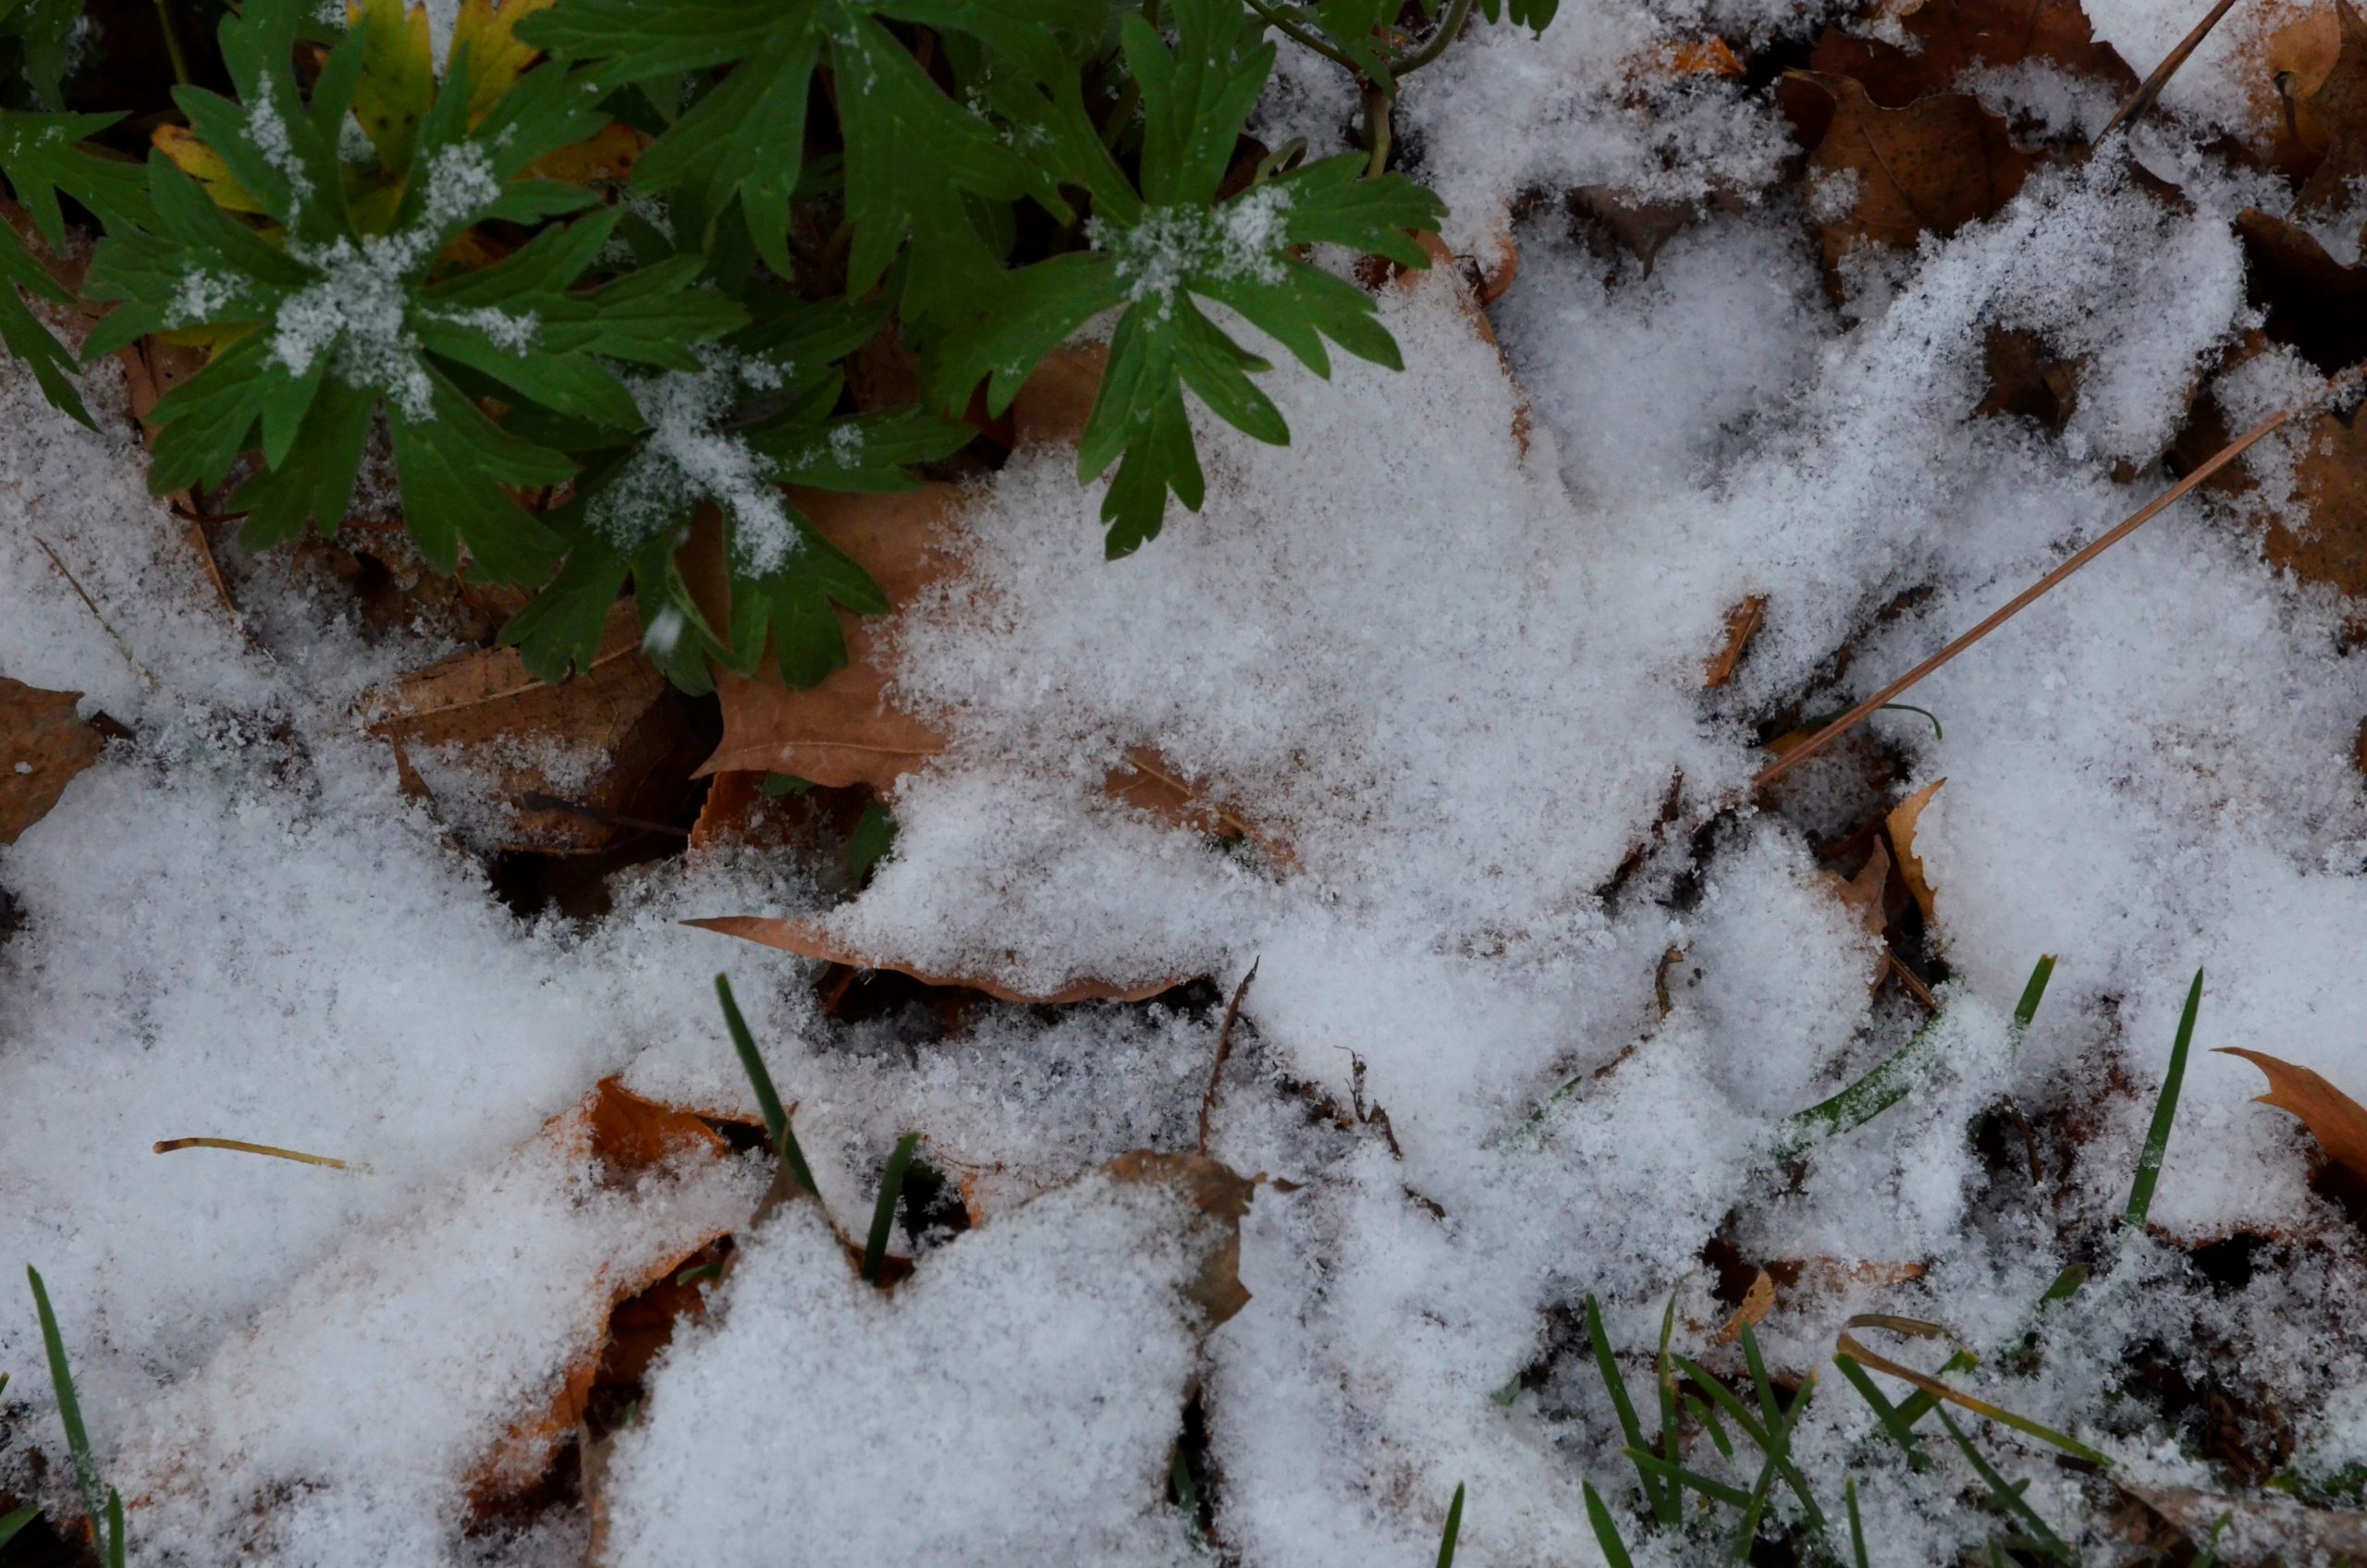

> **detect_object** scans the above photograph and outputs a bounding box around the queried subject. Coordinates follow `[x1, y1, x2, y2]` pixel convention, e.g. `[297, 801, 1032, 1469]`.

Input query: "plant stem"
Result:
[1391, 0, 1478, 75]
[1361, 80, 1392, 176]
[1241, 0, 1358, 70]
[153, 0, 192, 86]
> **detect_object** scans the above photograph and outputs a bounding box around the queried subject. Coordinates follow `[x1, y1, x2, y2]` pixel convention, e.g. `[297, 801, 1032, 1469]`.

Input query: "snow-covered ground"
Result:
[8, 1, 2367, 1562]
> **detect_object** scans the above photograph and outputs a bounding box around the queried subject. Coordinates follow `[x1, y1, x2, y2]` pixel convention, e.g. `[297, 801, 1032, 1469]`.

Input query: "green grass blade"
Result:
[1588, 1294, 1672, 1525]
[1684, 1392, 1735, 1458]
[1832, 1354, 1928, 1470]
[2038, 1263, 2087, 1306]
[1936, 1410, 2070, 1562]
[1656, 1291, 1682, 1481]
[1170, 1443, 1206, 1555]
[2013, 955, 2056, 1031]
[2124, 969, 2202, 1233]
[2194, 1511, 2230, 1567]
[1620, 1446, 1753, 1508]
[1673, 1351, 1825, 1525]
[1740, 1321, 1783, 1428]
[1771, 1015, 1945, 1160]
[1846, 1476, 1870, 1568]
[1892, 1348, 1977, 1428]
[1435, 1481, 1464, 1568]
[861, 1132, 922, 1284]
[1583, 1481, 1637, 1568]
[714, 974, 819, 1197]
[27, 1267, 108, 1538]
[104, 1488, 124, 1568]
[0, 1504, 40, 1550]
[1731, 1374, 1817, 1560]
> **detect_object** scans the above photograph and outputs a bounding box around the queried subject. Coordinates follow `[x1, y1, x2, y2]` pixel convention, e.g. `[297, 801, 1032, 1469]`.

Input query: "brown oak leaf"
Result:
[683, 914, 1188, 1005]
[1809, 0, 2137, 109]
[2218, 1047, 2367, 1182]
[1, 678, 105, 843]
[365, 599, 692, 853]
[1781, 72, 2036, 277]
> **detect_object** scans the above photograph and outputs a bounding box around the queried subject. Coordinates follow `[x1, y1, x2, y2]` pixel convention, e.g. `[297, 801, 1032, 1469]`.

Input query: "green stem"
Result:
[153, 0, 191, 86]
[1361, 80, 1392, 177]
[1390, 0, 1477, 75]
[1241, 0, 1358, 70]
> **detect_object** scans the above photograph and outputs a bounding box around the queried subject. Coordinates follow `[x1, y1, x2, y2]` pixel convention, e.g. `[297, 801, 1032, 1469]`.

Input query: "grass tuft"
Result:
[1587, 1292, 1674, 1525]
[861, 1133, 923, 1284]
[2124, 969, 2202, 1236]
[1435, 1481, 1465, 1568]
[715, 974, 820, 1198]
[28, 1265, 124, 1568]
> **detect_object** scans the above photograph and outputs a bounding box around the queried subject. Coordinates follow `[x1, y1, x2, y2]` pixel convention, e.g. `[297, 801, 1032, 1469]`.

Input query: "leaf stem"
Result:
[1241, 0, 1358, 70]
[153, 0, 192, 87]
[1392, 0, 1478, 74]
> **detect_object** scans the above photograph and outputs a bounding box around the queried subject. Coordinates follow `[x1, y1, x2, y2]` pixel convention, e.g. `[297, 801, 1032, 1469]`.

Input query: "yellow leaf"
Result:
[455, 0, 558, 121]
[350, 0, 435, 178]
[152, 125, 266, 215]
[524, 120, 650, 186]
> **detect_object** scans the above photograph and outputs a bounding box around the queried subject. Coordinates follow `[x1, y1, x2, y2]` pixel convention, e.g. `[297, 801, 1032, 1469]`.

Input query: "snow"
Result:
[9, 5, 2367, 1563]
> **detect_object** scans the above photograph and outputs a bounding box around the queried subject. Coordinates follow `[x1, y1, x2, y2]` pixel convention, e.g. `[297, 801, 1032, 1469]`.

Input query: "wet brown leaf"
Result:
[1976, 327, 2083, 431]
[1099, 1149, 1257, 1329]
[1703, 594, 1766, 688]
[2119, 1482, 2367, 1564]
[1780, 72, 2036, 277]
[1809, 0, 2138, 108]
[2218, 1047, 2367, 1181]
[683, 914, 1189, 1005]
[1887, 778, 1945, 921]
[697, 485, 963, 790]
[472, 1079, 733, 1502]
[2260, 0, 2367, 207]
[1712, 1268, 1777, 1343]
[2246, 403, 2367, 606]
[366, 599, 689, 853]
[2234, 208, 2367, 374]
[0, 678, 104, 843]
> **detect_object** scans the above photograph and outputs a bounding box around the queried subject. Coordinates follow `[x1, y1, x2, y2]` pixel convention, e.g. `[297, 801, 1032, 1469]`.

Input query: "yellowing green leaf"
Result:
[152, 124, 267, 215]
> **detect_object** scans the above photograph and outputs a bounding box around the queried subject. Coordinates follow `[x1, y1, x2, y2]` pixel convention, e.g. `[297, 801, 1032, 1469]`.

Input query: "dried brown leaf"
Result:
[1809, 0, 2138, 107]
[684, 914, 1189, 1005]
[472, 1079, 731, 1502]
[1703, 594, 1766, 688]
[2234, 208, 2367, 374]
[698, 484, 963, 790]
[1976, 327, 2083, 432]
[1887, 778, 1945, 921]
[2119, 1482, 2367, 1564]
[1099, 1149, 1257, 1329]
[366, 599, 686, 853]
[1781, 71, 2036, 276]
[0, 678, 104, 843]
[2218, 1046, 2367, 1180]
[2265, 0, 2367, 206]
[1713, 1268, 1777, 1343]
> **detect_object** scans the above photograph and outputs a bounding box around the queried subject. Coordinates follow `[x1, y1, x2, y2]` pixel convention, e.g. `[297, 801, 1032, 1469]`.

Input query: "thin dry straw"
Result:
[153, 1136, 369, 1171]
[1751, 410, 2291, 795]
[2096, 0, 2245, 141]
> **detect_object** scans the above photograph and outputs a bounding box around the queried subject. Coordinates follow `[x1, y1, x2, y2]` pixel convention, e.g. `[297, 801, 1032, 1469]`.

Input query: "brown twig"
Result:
[2095, 0, 2244, 142]
[1198, 959, 1260, 1156]
[1751, 410, 2291, 795]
